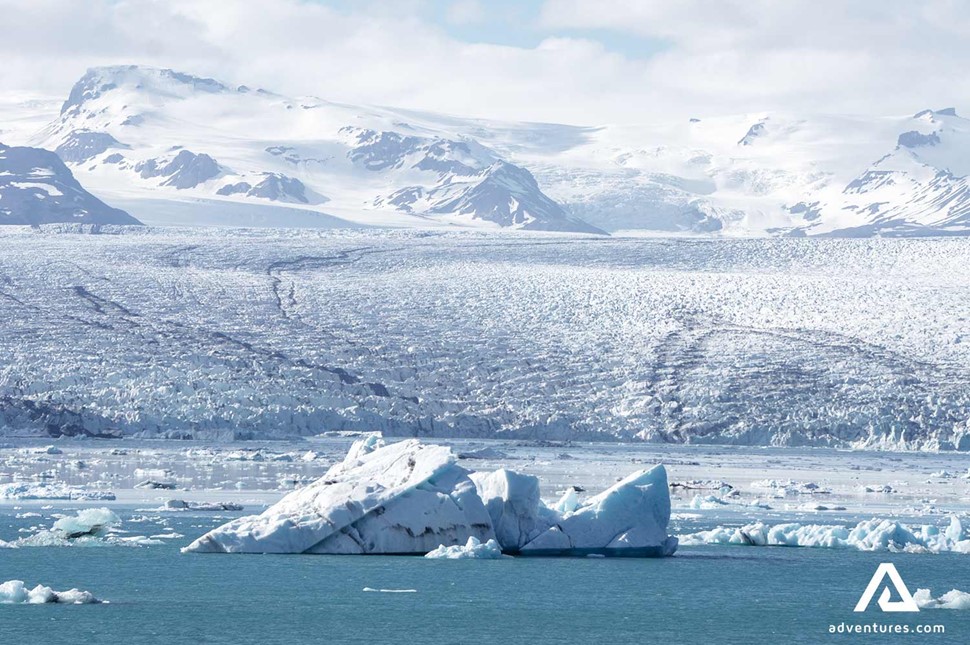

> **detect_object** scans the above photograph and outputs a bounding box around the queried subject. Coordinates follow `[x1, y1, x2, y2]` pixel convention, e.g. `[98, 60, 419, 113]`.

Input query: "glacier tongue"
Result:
[184, 438, 678, 557]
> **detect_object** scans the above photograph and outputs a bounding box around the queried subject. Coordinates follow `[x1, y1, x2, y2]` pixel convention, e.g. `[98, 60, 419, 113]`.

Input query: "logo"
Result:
[854, 563, 920, 613]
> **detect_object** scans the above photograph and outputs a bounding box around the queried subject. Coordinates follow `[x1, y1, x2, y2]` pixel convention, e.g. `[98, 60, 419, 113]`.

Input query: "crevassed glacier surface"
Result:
[1, 228, 970, 449]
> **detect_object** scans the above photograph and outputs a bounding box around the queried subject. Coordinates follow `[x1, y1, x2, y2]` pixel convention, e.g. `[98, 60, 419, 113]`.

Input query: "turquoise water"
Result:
[1, 511, 967, 644]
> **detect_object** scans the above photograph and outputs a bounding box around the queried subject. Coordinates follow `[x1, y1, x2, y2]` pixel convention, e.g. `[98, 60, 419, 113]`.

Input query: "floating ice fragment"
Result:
[425, 536, 506, 559]
[914, 588, 970, 609]
[680, 516, 970, 553]
[0, 580, 101, 604]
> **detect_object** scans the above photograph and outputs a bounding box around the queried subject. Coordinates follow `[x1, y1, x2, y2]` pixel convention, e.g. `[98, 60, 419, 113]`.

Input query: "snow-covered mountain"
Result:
[13, 65, 970, 236]
[29, 66, 602, 233]
[0, 142, 140, 226]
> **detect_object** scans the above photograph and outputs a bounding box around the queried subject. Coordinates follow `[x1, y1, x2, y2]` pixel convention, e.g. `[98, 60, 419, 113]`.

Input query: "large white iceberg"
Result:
[184, 436, 678, 557]
[184, 436, 493, 554]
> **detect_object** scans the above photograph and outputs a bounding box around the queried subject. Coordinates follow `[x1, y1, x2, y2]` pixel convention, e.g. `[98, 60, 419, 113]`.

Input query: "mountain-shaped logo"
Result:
[854, 563, 920, 613]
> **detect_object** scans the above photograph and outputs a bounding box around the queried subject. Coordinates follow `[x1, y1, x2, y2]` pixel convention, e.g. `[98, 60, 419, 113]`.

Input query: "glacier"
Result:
[1, 229, 969, 448]
[183, 436, 677, 557]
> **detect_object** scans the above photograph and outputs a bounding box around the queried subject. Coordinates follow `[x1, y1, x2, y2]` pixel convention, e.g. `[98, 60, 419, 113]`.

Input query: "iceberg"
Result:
[914, 588, 970, 610]
[184, 437, 678, 557]
[679, 516, 970, 554]
[0, 580, 101, 604]
[183, 436, 493, 554]
[519, 466, 678, 557]
[470, 468, 548, 551]
[425, 536, 506, 559]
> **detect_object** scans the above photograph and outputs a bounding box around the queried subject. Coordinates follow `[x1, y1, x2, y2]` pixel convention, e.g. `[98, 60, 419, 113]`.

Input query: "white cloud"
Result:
[0, 0, 966, 125]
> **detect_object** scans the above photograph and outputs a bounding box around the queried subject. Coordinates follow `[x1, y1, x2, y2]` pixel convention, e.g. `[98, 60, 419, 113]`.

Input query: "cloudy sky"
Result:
[2, 0, 967, 125]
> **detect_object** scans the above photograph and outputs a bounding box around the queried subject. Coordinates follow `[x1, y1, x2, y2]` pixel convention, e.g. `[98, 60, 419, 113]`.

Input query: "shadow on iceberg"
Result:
[181, 435, 677, 558]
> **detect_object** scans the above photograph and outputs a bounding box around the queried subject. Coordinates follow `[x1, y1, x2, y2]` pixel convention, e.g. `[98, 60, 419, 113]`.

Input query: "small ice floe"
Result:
[0, 539, 16, 549]
[863, 484, 895, 494]
[151, 500, 243, 512]
[15, 508, 156, 547]
[0, 483, 115, 501]
[797, 503, 847, 512]
[679, 515, 970, 553]
[930, 470, 955, 479]
[17, 508, 120, 546]
[0, 580, 100, 604]
[362, 588, 417, 593]
[914, 588, 970, 610]
[457, 447, 509, 460]
[671, 480, 733, 491]
[425, 537, 506, 559]
[18, 445, 63, 456]
[135, 480, 177, 490]
[750, 479, 829, 497]
[689, 494, 730, 510]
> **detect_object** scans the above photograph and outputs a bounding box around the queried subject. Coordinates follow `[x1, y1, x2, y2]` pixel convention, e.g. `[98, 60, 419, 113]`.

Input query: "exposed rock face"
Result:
[54, 131, 129, 164]
[0, 142, 141, 225]
[135, 150, 221, 189]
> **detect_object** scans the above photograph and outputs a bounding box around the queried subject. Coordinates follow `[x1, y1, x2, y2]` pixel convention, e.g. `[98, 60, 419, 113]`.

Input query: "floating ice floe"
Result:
[671, 480, 733, 491]
[0, 482, 115, 501]
[14, 508, 158, 547]
[914, 588, 970, 610]
[425, 536, 506, 559]
[134, 480, 177, 490]
[183, 435, 678, 557]
[16, 508, 120, 546]
[750, 479, 829, 497]
[689, 494, 730, 509]
[150, 500, 243, 512]
[0, 580, 101, 604]
[679, 516, 970, 554]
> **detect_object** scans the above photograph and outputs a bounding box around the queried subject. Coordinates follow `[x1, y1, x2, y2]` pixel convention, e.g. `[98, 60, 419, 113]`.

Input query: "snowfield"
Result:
[1, 227, 969, 448]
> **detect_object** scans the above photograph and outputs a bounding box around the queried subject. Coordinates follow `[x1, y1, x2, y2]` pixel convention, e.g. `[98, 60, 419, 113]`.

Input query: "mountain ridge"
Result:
[12, 65, 970, 236]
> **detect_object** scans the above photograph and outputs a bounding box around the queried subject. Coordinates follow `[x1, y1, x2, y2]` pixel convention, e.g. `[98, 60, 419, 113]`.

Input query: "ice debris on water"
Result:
[679, 516, 970, 553]
[13, 508, 158, 547]
[0, 482, 115, 501]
